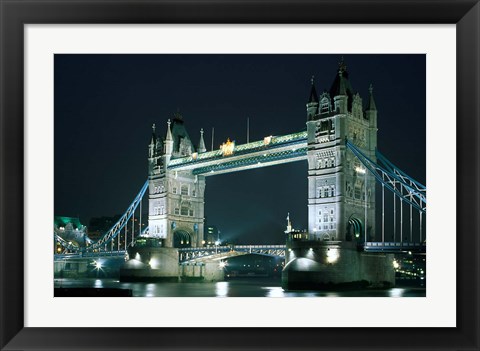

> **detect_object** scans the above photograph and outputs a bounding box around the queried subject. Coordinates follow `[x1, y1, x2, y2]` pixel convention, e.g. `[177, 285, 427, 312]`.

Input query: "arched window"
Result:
[319, 94, 331, 114]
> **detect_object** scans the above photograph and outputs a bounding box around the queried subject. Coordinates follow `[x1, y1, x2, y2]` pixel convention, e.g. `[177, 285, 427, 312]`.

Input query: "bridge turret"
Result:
[306, 76, 319, 120]
[365, 83, 378, 127]
[148, 123, 161, 175]
[198, 128, 207, 153]
[164, 119, 173, 164]
[149, 123, 157, 158]
[330, 58, 353, 114]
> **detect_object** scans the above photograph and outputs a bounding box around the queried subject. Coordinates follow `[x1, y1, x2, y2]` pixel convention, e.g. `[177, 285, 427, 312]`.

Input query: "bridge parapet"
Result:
[178, 245, 287, 263]
[360, 242, 426, 253]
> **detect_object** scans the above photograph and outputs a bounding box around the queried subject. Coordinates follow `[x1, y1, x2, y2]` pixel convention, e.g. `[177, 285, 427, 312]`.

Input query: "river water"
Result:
[54, 278, 426, 297]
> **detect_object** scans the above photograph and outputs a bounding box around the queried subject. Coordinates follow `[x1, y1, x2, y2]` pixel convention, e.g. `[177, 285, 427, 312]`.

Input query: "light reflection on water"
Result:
[215, 282, 229, 297]
[388, 288, 406, 297]
[54, 278, 425, 298]
[263, 287, 285, 297]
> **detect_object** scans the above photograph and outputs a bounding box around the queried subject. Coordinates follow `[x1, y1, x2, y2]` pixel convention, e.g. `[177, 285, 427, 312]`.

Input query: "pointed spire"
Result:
[330, 56, 352, 97]
[198, 128, 207, 153]
[330, 56, 354, 113]
[150, 123, 157, 144]
[365, 83, 377, 111]
[285, 212, 292, 234]
[164, 119, 174, 157]
[308, 75, 319, 103]
[173, 109, 183, 122]
[338, 56, 347, 74]
[165, 119, 173, 141]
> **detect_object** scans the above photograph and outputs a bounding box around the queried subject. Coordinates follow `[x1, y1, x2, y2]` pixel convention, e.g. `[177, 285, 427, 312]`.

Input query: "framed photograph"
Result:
[1, 1, 479, 350]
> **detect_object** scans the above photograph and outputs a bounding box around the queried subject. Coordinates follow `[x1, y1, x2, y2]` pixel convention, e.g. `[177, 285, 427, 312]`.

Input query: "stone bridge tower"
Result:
[148, 113, 206, 248]
[306, 59, 378, 242]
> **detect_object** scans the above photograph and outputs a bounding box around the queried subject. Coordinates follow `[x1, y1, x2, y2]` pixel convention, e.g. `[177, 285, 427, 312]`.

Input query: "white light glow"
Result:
[355, 166, 366, 174]
[326, 248, 339, 264]
[149, 258, 159, 269]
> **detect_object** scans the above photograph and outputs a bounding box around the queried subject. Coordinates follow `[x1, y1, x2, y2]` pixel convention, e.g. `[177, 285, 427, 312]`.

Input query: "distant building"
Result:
[54, 216, 88, 253]
[284, 213, 308, 242]
[204, 224, 220, 246]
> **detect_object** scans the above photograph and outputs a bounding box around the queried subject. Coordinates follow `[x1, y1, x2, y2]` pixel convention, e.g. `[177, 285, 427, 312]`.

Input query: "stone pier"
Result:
[282, 240, 395, 290]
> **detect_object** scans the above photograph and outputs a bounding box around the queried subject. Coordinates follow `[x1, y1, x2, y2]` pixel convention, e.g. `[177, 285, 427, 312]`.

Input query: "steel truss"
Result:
[346, 140, 426, 213]
[54, 180, 148, 253]
[178, 245, 286, 263]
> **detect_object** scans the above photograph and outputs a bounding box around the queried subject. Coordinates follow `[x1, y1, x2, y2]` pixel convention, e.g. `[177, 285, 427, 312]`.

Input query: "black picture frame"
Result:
[1, 1, 479, 350]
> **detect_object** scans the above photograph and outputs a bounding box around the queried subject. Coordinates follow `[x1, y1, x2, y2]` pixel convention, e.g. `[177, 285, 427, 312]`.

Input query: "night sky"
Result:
[54, 54, 425, 244]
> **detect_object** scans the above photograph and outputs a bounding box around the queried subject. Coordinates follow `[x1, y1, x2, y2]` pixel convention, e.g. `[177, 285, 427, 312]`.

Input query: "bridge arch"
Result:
[173, 229, 194, 248]
[346, 217, 363, 241]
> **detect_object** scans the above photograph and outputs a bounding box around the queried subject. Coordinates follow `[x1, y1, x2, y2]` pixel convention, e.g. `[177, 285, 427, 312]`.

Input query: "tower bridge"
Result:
[54, 59, 426, 289]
